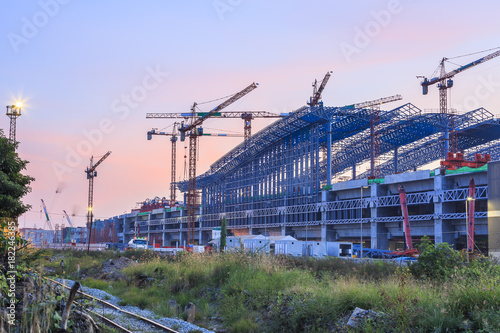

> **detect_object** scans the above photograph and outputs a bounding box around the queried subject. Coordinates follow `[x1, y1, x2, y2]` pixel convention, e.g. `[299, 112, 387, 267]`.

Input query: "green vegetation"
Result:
[54, 247, 498, 333]
[220, 217, 227, 252]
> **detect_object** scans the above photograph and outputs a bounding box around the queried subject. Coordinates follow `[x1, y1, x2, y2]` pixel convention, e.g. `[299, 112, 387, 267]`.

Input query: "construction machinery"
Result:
[85, 151, 111, 252]
[308, 71, 332, 106]
[420, 47, 500, 155]
[147, 110, 284, 142]
[63, 210, 75, 244]
[147, 125, 245, 206]
[40, 199, 55, 244]
[393, 185, 419, 257]
[63, 210, 74, 227]
[147, 122, 180, 207]
[179, 82, 258, 245]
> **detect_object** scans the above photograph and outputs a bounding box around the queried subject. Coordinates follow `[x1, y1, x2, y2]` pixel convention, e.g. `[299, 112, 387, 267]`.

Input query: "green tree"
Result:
[416, 235, 433, 254]
[220, 217, 227, 253]
[0, 129, 34, 268]
[0, 130, 34, 219]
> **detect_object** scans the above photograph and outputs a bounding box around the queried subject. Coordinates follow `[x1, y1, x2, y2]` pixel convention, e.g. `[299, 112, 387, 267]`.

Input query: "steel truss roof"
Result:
[177, 103, 500, 192]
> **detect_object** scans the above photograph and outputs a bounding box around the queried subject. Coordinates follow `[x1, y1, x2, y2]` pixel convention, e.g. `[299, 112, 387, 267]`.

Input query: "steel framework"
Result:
[168, 102, 499, 232]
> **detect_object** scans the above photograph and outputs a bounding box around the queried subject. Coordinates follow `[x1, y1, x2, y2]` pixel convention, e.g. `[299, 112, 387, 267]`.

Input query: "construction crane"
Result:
[62, 210, 74, 244]
[343, 94, 402, 109]
[147, 125, 244, 206]
[5, 102, 22, 143]
[308, 71, 332, 106]
[419, 47, 500, 154]
[147, 110, 284, 142]
[148, 122, 180, 207]
[179, 82, 258, 245]
[63, 210, 74, 227]
[40, 199, 54, 244]
[85, 151, 111, 252]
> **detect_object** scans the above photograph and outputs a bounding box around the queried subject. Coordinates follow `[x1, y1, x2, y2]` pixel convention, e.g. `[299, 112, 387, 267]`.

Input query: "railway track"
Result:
[43, 275, 181, 333]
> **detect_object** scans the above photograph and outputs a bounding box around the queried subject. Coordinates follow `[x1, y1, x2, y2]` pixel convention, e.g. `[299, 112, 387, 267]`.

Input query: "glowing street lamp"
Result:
[6, 103, 22, 142]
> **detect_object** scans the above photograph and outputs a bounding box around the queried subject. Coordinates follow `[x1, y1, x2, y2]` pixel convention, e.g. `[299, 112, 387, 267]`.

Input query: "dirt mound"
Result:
[96, 257, 136, 281]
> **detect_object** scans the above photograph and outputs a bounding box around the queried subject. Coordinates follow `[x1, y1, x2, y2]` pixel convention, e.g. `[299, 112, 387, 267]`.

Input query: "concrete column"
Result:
[488, 161, 500, 259]
[281, 225, 286, 236]
[434, 175, 454, 246]
[370, 184, 389, 250]
[198, 221, 203, 245]
[321, 223, 326, 241]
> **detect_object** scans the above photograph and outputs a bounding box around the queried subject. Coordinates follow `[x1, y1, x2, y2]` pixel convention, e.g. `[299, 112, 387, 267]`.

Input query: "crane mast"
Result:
[179, 82, 258, 245]
[148, 126, 244, 207]
[85, 151, 111, 252]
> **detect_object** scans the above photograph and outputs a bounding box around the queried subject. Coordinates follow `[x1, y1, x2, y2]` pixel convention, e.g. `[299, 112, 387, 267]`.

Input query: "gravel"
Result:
[57, 278, 215, 333]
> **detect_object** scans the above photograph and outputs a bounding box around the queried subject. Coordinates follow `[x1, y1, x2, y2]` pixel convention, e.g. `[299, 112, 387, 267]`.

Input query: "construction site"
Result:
[22, 48, 500, 259]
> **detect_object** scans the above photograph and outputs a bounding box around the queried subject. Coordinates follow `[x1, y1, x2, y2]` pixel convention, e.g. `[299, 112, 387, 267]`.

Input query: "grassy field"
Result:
[39, 248, 499, 333]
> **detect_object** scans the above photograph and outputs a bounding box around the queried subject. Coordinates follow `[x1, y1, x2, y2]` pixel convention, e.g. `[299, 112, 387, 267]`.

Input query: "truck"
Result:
[126, 237, 148, 250]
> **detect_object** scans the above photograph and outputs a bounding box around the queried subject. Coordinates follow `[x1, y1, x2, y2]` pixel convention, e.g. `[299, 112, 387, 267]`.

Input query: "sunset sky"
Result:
[1, 1, 500, 228]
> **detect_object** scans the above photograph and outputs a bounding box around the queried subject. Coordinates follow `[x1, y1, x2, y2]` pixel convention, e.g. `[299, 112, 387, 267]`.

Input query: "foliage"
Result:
[38, 248, 500, 332]
[220, 217, 227, 252]
[409, 242, 464, 280]
[415, 235, 433, 254]
[0, 129, 34, 220]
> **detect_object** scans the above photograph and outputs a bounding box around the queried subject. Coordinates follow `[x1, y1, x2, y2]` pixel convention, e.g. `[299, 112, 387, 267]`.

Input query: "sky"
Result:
[1, 0, 500, 229]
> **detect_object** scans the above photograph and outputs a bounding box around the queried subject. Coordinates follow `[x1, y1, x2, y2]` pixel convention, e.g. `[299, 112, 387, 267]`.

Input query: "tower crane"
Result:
[85, 151, 111, 252]
[147, 110, 284, 142]
[419, 47, 500, 155]
[179, 82, 258, 245]
[148, 122, 180, 207]
[147, 124, 244, 207]
[308, 71, 333, 106]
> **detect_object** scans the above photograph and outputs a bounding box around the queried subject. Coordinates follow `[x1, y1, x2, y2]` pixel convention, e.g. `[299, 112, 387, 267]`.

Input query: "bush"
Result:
[410, 243, 464, 280]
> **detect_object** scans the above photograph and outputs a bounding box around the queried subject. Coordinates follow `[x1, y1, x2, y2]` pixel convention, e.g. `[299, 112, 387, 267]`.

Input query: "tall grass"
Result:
[72, 252, 500, 332]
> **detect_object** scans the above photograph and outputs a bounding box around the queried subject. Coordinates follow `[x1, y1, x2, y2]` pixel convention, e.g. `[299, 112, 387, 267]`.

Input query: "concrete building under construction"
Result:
[97, 101, 500, 258]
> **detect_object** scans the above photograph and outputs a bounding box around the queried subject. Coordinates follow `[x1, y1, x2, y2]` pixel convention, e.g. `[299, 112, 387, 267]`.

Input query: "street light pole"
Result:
[465, 196, 475, 263]
[360, 187, 363, 259]
[465, 198, 469, 263]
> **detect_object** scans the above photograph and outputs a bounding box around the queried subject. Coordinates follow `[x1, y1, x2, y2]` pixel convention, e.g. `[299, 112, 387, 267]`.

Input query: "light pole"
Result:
[6, 103, 22, 143]
[465, 196, 475, 263]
